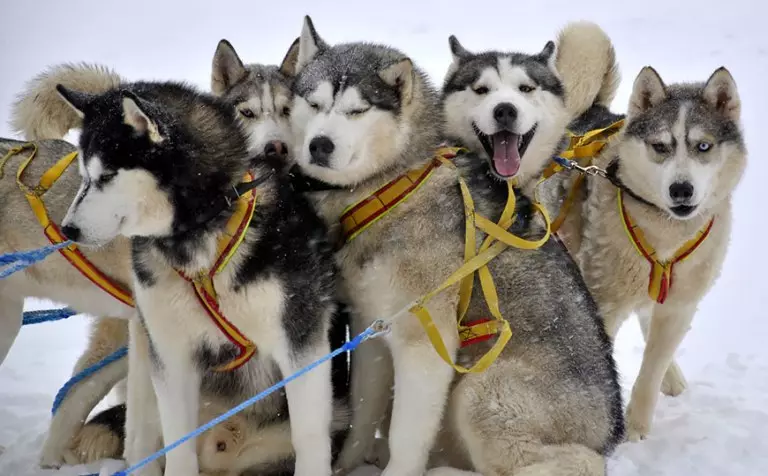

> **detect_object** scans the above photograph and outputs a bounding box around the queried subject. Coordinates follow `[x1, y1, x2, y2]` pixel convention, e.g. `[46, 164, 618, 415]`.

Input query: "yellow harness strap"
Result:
[342, 147, 551, 373]
[538, 119, 625, 233]
[618, 189, 714, 304]
[177, 172, 259, 372]
[9, 144, 135, 307]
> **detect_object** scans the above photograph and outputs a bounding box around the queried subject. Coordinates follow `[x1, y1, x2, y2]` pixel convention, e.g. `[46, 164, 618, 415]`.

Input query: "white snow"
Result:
[0, 0, 765, 475]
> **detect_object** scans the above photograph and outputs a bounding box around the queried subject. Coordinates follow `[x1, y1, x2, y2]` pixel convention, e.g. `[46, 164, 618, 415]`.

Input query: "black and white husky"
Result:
[55, 80, 340, 476]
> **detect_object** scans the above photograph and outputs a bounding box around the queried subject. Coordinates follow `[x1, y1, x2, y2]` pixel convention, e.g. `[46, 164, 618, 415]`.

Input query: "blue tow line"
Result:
[52, 346, 129, 416]
[0, 241, 73, 279]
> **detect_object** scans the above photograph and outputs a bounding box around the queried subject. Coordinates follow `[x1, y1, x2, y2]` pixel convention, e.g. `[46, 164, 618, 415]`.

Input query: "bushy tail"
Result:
[555, 21, 621, 121]
[10, 63, 123, 140]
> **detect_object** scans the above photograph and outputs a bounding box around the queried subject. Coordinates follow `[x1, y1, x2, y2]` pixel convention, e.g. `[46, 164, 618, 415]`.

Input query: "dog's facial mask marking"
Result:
[623, 67, 744, 219]
[290, 16, 415, 186]
[442, 38, 565, 180]
[57, 86, 174, 245]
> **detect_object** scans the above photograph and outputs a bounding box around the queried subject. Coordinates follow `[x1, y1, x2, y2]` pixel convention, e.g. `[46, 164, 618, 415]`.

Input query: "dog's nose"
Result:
[669, 181, 694, 202]
[61, 224, 81, 242]
[493, 103, 518, 129]
[309, 136, 335, 167]
[264, 140, 288, 159]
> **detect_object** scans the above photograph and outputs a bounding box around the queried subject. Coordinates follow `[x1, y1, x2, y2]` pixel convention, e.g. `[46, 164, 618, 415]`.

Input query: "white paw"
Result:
[661, 364, 687, 397]
[365, 437, 390, 468]
[625, 406, 651, 442]
[39, 447, 66, 469]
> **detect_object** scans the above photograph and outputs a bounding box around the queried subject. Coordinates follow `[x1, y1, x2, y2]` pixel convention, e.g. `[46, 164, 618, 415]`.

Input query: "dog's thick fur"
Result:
[540, 66, 746, 441]
[3, 41, 346, 473]
[286, 16, 624, 476]
[54, 75, 345, 476]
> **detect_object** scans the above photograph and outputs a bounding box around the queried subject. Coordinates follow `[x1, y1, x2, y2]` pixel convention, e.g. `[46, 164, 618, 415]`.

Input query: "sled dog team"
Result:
[0, 15, 745, 476]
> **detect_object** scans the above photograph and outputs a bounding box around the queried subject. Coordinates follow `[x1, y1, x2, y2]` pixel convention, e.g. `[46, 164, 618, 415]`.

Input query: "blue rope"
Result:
[0, 241, 73, 279]
[52, 346, 129, 416]
[22, 308, 78, 326]
[99, 325, 379, 476]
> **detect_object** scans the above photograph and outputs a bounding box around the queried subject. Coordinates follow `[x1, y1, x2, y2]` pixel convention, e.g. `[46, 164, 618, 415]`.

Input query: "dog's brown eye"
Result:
[651, 143, 670, 154]
[240, 108, 255, 119]
[519, 85, 535, 93]
[473, 86, 489, 95]
[216, 441, 227, 452]
[308, 102, 320, 110]
[348, 107, 371, 116]
[282, 106, 291, 116]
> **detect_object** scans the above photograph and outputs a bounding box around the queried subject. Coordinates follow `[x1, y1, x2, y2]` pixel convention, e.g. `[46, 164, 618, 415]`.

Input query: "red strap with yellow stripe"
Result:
[176, 171, 259, 372]
[10, 144, 135, 307]
[618, 189, 714, 304]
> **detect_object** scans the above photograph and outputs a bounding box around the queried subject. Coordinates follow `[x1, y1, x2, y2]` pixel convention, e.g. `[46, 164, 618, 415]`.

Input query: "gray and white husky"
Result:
[286, 16, 624, 476]
[540, 66, 746, 441]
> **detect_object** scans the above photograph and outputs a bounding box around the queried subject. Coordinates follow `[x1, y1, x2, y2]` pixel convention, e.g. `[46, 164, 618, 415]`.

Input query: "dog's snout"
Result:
[264, 140, 288, 160]
[493, 103, 518, 129]
[669, 181, 694, 202]
[61, 224, 81, 242]
[309, 136, 335, 167]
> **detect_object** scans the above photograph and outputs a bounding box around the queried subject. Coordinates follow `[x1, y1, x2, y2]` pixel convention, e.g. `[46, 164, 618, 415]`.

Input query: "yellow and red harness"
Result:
[340, 146, 552, 373]
[3, 143, 258, 371]
[539, 120, 716, 305]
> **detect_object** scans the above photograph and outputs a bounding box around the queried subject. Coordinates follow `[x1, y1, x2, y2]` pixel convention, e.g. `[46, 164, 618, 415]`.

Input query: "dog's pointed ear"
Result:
[55, 84, 95, 118]
[703, 67, 740, 121]
[121, 92, 165, 144]
[379, 58, 415, 105]
[212, 39, 247, 96]
[295, 15, 327, 75]
[448, 35, 471, 63]
[535, 41, 558, 71]
[628, 66, 667, 117]
[279, 37, 301, 77]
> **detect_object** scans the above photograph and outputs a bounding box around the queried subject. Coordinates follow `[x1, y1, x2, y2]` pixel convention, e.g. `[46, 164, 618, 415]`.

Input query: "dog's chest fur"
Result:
[577, 176, 732, 309]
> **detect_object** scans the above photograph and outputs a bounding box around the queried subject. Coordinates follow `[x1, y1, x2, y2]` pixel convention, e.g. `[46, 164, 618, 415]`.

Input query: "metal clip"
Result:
[367, 319, 392, 340]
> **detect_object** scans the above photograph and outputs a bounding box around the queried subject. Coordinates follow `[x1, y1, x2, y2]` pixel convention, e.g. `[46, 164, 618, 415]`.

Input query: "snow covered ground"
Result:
[0, 0, 765, 474]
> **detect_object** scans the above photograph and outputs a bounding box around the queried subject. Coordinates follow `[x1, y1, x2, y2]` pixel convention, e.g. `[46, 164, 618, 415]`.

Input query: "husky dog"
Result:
[4, 46, 347, 473]
[541, 66, 746, 441]
[286, 16, 623, 476]
[0, 135, 134, 469]
[211, 38, 299, 163]
[53, 75, 342, 476]
[441, 21, 620, 192]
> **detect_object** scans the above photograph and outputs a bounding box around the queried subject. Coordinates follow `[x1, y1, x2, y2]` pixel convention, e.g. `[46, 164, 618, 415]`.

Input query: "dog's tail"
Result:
[555, 21, 621, 121]
[68, 403, 126, 464]
[10, 63, 123, 140]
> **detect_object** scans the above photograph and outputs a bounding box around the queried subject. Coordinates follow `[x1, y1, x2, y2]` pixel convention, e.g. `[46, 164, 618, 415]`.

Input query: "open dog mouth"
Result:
[473, 123, 536, 178]
[670, 204, 698, 218]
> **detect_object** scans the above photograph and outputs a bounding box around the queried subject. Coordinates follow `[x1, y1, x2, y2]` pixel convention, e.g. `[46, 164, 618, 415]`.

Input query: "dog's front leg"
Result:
[626, 303, 695, 441]
[148, 330, 201, 476]
[380, 312, 456, 476]
[0, 295, 22, 367]
[273, 334, 333, 476]
[124, 316, 163, 476]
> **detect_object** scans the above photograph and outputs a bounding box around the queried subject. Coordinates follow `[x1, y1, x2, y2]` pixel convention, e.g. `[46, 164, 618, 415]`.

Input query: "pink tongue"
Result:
[492, 132, 520, 177]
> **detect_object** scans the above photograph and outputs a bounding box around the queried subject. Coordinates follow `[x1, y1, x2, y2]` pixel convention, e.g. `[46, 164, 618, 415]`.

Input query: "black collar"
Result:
[287, 164, 347, 193]
[175, 170, 274, 235]
[604, 160, 659, 210]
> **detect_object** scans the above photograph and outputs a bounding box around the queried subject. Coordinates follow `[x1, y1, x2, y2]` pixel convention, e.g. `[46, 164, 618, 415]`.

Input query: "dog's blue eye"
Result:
[473, 86, 489, 95]
[697, 141, 712, 152]
[239, 108, 255, 119]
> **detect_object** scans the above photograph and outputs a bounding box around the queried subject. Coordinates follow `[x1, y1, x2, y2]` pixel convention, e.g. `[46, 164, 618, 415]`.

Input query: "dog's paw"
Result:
[661, 363, 688, 397]
[334, 442, 370, 475]
[625, 410, 651, 442]
[364, 437, 390, 469]
[39, 448, 65, 469]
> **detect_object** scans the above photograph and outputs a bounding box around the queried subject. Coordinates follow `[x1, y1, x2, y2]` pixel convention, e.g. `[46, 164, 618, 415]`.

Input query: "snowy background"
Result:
[0, 0, 765, 474]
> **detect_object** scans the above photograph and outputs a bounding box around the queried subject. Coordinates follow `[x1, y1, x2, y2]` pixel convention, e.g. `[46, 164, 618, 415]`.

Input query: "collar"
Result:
[618, 188, 715, 304]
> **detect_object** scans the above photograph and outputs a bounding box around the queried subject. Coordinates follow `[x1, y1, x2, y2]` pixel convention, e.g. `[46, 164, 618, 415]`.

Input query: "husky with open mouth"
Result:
[287, 16, 624, 476]
[441, 21, 620, 191]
